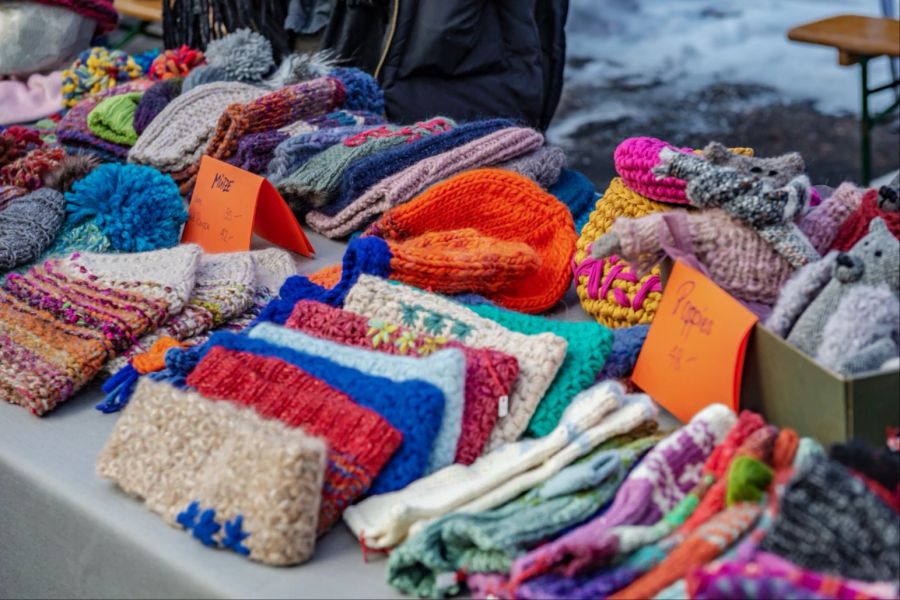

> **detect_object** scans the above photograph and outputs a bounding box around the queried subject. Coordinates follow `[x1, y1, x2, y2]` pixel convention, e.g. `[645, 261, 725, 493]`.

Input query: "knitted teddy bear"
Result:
[652, 145, 819, 268]
[767, 217, 900, 371]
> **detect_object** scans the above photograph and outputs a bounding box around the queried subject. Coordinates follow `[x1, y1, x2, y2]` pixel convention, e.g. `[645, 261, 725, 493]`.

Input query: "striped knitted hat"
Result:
[285, 299, 519, 465]
[343, 274, 568, 450]
[186, 346, 402, 535]
[0, 245, 201, 415]
[368, 168, 577, 313]
[0, 188, 65, 272]
[305, 128, 544, 239]
[249, 323, 465, 474]
[179, 331, 445, 495]
[97, 379, 326, 566]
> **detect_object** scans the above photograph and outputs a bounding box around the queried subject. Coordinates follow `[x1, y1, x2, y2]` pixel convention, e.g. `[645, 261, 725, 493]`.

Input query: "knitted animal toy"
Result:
[653, 146, 819, 267]
[702, 141, 806, 187]
[768, 218, 900, 360]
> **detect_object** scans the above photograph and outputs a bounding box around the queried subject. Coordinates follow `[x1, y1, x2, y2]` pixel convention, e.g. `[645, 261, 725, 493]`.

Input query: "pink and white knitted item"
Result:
[797, 183, 865, 253]
[614, 137, 697, 204]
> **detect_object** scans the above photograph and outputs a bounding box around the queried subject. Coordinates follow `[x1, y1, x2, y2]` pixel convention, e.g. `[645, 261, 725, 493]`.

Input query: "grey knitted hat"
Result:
[182, 65, 231, 94]
[0, 188, 65, 272]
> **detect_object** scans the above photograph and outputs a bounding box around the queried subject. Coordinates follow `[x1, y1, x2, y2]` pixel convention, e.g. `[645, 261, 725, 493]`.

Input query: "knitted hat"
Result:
[0, 185, 27, 209]
[61, 48, 144, 108]
[0, 71, 65, 127]
[0, 188, 65, 272]
[497, 144, 567, 188]
[759, 455, 900, 582]
[466, 302, 612, 437]
[30, 0, 118, 33]
[343, 382, 650, 550]
[329, 119, 512, 216]
[277, 118, 455, 211]
[87, 92, 142, 147]
[127, 82, 265, 173]
[58, 80, 153, 162]
[182, 66, 231, 93]
[343, 274, 569, 449]
[510, 403, 736, 582]
[574, 177, 670, 327]
[0, 245, 201, 415]
[832, 188, 900, 251]
[285, 300, 519, 465]
[133, 79, 183, 135]
[147, 46, 205, 81]
[248, 322, 464, 473]
[613, 137, 754, 204]
[183, 331, 445, 495]
[260, 51, 336, 90]
[266, 124, 377, 183]
[0, 146, 65, 191]
[0, 125, 44, 165]
[388, 432, 661, 598]
[798, 183, 864, 253]
[598, 324, 650, 380]
[369, 168, 577, 313]
[305, 128, 545, 239]
[549, 169, 597, 232]
[96, 379, 326, 565]
[203, 28, 274, 83]
[185, 346, 402, 535]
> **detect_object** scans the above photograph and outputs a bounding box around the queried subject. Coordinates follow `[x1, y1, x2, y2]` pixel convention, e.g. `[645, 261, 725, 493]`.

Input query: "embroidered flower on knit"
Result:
[367, 319, 398, 347]
[394, 331, 417, 354]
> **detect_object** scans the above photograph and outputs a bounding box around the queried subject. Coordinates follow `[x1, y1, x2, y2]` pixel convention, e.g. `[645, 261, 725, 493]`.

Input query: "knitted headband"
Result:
[0, 188, 65, 272]
[181, 331, 445, 495]
[369, 168, 577, 313]
[248, 322, 465, 474]
[97, 379, 326, 566]
[343, 274, 568, 450]
[574, 177, 670, 327]
[186, 346, 402, 535]
[497, 144, 567, 189]
[0, 245, 201, 415]
[285, 300, 519, 465]
[343, 382, 652, 551]
[127, 82, 265, 173]
[305, 127, 544, 239]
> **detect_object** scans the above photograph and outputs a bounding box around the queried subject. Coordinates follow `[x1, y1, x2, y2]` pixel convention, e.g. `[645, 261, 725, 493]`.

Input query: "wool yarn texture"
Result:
[798, 182, 864, 252]
[496, 144, 567, 188]
[305, 127, 544, 239]
[369, 168, 577, 313]
[185, 346, 402, 535]
[147, 45, 205, 81]
[202, 28, 274, 83]
[387, 432, 662, 598]
[277, 118, 455, 211]
[0, 146, 66, 191]
[549, 168, 597, 232]
[182, 66, 231, 93]
[328, 119, 513, 216]
[248, 322, 465, 474]
[0, 245, 200, 415]
[133, 78, 182, 135]
[0, 188, 65, 272]
[342, 381, 630, 550]
[284, 300, 519, 465]
[598, 324, 650, 379]
[127, 82, 265, 173]
[0, 185, 27, 210]
[266, 124, 376, 184]
[831, 187, 900, 251]
[182, 331, 445, 495]
[574, 177, 670, 328]
[510, 403, 737, 582]
[60, 47, 143, 108]
[58, 80, 153, 162]
[96, 379, 326, 565]
[86, 92, 142, 146]
[831, 439, 900, 494]
[343, 274, 568, 450]
[467, 302, 612, 437]
[30, 0, 118, 33]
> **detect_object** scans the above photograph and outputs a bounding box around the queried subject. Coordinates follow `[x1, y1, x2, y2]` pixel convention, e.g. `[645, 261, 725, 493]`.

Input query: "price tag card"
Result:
[181, 156, 314, 256]
[632, 260, 758, 422]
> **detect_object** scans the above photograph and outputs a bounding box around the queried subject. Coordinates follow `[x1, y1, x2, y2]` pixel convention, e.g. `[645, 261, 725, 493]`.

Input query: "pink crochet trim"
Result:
[614, 136, 693, 205]
[572, 255, 662, 309]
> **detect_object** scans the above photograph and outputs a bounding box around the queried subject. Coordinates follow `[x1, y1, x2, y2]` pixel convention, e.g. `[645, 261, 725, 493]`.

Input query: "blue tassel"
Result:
[96, 364, 140, 413]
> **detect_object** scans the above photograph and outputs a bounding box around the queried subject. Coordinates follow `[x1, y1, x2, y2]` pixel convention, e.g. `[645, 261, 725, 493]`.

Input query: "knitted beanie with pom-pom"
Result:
[203, 28, 274, 83]
[61, 47, 144, 108]
[181, 65, 230, 93]
[147, 45, 204, 81]
[0, 146, 66, 191]
[0, 188, 65, 272]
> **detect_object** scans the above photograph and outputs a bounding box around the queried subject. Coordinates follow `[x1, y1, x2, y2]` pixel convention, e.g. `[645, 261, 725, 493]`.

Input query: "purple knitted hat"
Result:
[133, 78, 183, 135]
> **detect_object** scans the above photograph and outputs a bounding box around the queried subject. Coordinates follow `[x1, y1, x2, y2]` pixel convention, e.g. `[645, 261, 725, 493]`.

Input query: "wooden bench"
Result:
[788, 14, 900, 184]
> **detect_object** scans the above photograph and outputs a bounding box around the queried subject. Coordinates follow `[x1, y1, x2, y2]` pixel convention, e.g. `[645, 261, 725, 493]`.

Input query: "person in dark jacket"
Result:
[321, 0, 568, 130]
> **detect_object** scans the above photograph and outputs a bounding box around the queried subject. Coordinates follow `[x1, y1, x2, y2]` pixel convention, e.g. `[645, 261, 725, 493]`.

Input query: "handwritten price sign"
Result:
[632, 261, 757, 422]
[181, 156, 314, 256]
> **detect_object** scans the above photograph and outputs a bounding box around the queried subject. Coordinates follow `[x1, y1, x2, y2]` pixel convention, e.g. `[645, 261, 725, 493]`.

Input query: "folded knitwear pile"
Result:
[2, 26, 898, 599]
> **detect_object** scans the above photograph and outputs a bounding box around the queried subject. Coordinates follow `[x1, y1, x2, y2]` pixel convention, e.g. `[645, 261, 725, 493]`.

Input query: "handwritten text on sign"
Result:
[632, 261, 757, 422]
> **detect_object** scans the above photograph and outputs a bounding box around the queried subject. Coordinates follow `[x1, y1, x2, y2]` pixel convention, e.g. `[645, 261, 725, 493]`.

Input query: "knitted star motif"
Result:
[222, 515, 251, 556]
[192, 508, 221, 547]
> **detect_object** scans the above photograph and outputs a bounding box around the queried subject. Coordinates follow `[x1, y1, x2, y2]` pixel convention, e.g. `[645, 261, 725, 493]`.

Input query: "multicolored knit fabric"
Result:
[266, 125, 376, 184]
[186, 346, 402, 535]
[831, 187, 900, 251]
[174, 331, 445, 495]
[0, 146, 65, 191]
[285, 300, 518, 465]
[97, 379, 326, 566]
[0, 245, 201, 415]
[466, 302, 612, 437]
[60, 48, 144, 108]
[574, 177, 671, 327]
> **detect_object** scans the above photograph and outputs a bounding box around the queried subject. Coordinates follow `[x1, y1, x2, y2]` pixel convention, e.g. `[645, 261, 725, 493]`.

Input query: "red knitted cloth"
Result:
[830, 189, 900, 251]
[187, 346, 403, 535]
[285, 299, 520, 465]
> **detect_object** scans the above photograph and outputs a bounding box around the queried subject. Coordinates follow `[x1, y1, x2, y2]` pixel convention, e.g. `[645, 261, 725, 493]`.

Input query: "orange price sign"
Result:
[632, 260, 758, 422]
[181, 156, 314, 256]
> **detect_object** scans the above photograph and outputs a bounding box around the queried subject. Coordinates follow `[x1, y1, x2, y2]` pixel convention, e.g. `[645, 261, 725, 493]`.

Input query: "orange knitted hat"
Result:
[369, 168, 577, 313]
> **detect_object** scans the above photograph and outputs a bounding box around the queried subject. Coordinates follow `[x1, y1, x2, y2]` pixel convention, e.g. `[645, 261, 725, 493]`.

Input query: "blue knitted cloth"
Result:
[174, 330, 445, 495]
[323, 118, 514, 217]
[598, 325, 651, 380]
[549, 169, 597, 233]
[266, 125, 374, 184]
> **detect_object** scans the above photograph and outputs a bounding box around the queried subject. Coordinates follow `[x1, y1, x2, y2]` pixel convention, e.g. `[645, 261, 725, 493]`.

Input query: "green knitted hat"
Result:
[87, 92, 143, 146]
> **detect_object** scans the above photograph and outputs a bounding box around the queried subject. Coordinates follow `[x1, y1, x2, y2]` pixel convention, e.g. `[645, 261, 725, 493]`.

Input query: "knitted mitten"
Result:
[0, 188, 65, 272]
[97, 379, 326, 566]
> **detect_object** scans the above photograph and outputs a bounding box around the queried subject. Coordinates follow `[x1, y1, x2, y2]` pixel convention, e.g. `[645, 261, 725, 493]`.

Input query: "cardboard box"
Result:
[740, 324, 900, 447]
